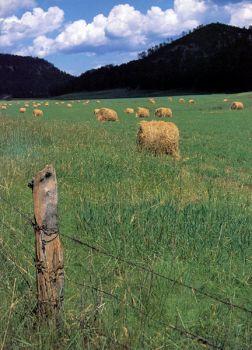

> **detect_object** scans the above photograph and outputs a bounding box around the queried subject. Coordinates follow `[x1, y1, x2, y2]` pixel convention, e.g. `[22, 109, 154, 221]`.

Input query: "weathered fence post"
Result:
[28, 165, 64, 318]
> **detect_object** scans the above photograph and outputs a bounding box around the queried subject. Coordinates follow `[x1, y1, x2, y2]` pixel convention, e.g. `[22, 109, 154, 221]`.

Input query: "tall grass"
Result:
[0, 93, 251, 349]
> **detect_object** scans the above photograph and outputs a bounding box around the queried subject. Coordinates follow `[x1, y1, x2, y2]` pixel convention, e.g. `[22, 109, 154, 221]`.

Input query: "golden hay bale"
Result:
[94, 108, 118, 122]
[33, 109, 43, 117]
[148, 98, 156, 104]
[96, 100, 101, 103]
[37, 103, 41, 107]
[189, 99, 195, 104]
[1, 105, 7, 110]
[137, 121, 180, 159]
[179, 98, 185, 104]
[55, 102, 59, 105]
[61, 101, 65, 104]
[136, 107, 150, 118]
[167, 97, 173, 102]
[67, 103, 72, 108]
[231, 101, 244, 110]
[24, 103, 29, 108]
[19, 107, 26, 113]
[124, 108, 134, 114]
[223, 98, 229, 102]
[155, 107, 172, 118]
[44, 102, 49, 106]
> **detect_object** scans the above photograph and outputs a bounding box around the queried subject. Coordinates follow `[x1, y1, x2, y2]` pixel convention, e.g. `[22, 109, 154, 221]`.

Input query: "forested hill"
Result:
[55, 23, 252, 95]
[0, 54, 73, 98]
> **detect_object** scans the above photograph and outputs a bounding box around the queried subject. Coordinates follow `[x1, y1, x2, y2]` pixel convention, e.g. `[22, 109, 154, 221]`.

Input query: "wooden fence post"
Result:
[28, 165, 64, 318]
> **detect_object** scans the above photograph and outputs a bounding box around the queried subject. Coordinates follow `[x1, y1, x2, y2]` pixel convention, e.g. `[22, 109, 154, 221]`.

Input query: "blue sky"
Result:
[1, 0, 251, 75]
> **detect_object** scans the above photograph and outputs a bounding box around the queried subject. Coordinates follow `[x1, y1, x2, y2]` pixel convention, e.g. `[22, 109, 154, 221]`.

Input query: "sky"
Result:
[1, 0, 252, 75]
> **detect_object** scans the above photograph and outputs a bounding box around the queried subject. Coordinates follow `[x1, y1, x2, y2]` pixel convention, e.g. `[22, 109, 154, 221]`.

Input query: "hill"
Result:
[0, 54, 73, 98]
[56, 23, 252, 95]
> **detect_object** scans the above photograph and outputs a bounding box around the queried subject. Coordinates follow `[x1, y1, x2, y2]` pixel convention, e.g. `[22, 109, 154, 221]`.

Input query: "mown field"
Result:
[0, 93, 251, 349]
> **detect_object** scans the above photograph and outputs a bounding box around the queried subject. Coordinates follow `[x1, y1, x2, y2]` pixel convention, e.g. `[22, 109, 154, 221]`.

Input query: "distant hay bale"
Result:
[33, 104, 38, 108]
[189, 99, 195, 104]
[19, 107, 26, 113]
[83, 100, 90, 105]
[148, 98, 156, 104]
[179, 98, 185, 104]
[124, 108, 134, 114]
[167, 97, 173, 102]
[96, 100, 101, 103]
[94, 108, 118, 122]
[223, 98, 229, 102]
[37, 103, 41, 107]
[231, 101, 244, 110]
[136, 107, 150, 118]
[155, 107, 172, 118]
[33, 109, 43, 117]
[55, 102, 59, 105]
[137, 121, 180, 159]
[1, 105, 7, 110]
[24, 103, 29, 108]
[67, 103, 72, 108]
[44, 102, 49, 106]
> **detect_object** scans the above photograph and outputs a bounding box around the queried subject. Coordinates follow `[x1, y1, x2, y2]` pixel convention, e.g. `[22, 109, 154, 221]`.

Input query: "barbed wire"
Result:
[0, 192, 251, 317]
[62, 233, 252, 315]
[68, 278, 224, 350]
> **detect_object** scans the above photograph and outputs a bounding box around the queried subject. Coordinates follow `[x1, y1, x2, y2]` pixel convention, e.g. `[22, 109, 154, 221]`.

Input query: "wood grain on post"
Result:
[29, 165, 64, 318]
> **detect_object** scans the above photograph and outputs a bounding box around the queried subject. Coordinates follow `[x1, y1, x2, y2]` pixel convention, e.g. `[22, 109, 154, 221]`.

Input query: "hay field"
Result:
[0, 93, 251, 349]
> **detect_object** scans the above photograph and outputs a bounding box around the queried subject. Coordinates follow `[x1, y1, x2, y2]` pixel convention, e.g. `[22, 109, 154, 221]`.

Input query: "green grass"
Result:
[0, 93, 251, 349]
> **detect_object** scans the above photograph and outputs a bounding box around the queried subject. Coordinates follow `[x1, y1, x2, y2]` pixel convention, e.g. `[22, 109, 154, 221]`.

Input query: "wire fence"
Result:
[0, 192, 251, 349]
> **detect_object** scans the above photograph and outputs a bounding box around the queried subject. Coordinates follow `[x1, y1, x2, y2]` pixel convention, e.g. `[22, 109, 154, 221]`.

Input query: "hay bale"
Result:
[44, 102, 49, 106]
[19, 107, 26, 113]
[83, 100, 90, 105]
[67, 103, 72, 108]
[168, 97, 173, 102]
[124, 108, 134, 114]
[223, 98, 229, 102]
[136, 107, 150, 118]
[33, 109, 43, 117]
[94, 108, 118, 122]
[179, 98, 185, 104]
[24, 103, 29, 108]
[189, 99, 195, 104]
[155, 107, 172, 118]
[148, 98, 156, 104]
[137, 121, 180, 159]
[1, 105, 7, 110]
[231, 101, 244, 110]
[96, 100, 101, 103]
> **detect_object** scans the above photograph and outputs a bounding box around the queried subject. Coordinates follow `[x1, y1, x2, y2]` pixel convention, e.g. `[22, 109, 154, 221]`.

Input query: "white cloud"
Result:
[226, 2, 252, 27]
[0, 0, 36, 17]
[2, 0, 252, 59]
[0, 6, 64, 47]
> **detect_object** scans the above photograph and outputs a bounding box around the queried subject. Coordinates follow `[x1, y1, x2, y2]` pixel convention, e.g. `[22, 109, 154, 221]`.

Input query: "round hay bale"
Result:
[1, 105, 7, 110]
[19, 107, 26, 113]
[167, 97, 173, 102]
[33, 109, 43, 117]
[67, 103, 72, 108]
[137, 120, 180, 159]
[96, 100, 101, 103]
[148, 98, 156, 105]
[179, 98, 185, 104]
[124, 108, 134, 114]
[231, 101, 244, 110]
[94, 108, 118, 122]
[44, 102, 49, 106]
[24, 103, 29, 108]
[155, 107, 172, 118]
[189, 99, 195, 104]
[223, 98, 229, 102]
[136, 107, 150, 118]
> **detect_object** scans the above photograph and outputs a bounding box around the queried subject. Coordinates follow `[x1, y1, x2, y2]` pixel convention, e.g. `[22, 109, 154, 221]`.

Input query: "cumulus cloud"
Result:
[0, 6, 64, 47]
[0, 0, 36, 17]
[1, 0, 252, 58]
[226, 2, 252, 27]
